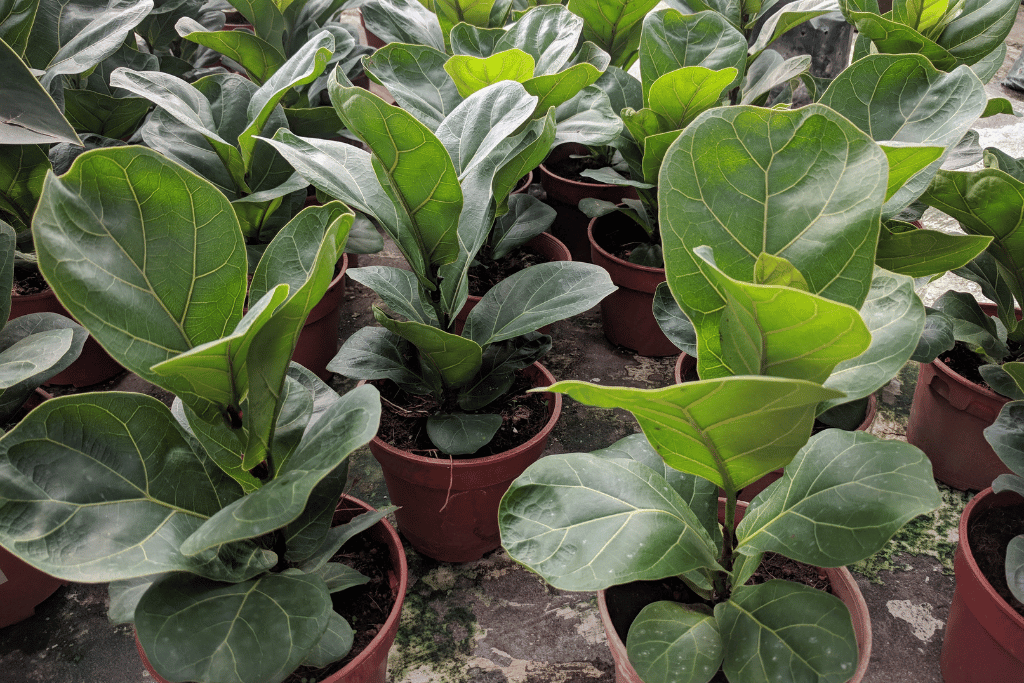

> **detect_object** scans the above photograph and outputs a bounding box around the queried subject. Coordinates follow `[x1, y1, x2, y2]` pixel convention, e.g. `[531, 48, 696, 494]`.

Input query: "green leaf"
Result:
[652, 283, 695, 355]
[1007, 535, 1024, 604]
[716, 580, 858, 683]
[0, 220, 14, 323]
[499, 452, 721, 591]
[463, 261, 616, 346]
[230, 0, 286, 51]
[0, 144, 49, 231]
[426, 412, 503, 454]
[627, 602, 723, 683]
[985, 401, 1024, 477]
[938, 0, 1017, 66]
[347, 266, 438, 325]
[360, 0, 447, 53]
[648, 66, 736, 129]
[449, 23, 507, 57]
[362, 43, 461, 132]
[737, 429, 942, 566]
[374, 307, 483, 389]
[490, 193, 556, 259]
[135, 571, 331, 683]
[0, 0, 39, 57]
[175, 17, 286, 85]
[749, 0, 840, 54]
[62, 89, 150, 140]
[33, 146, 248, 388]
[1003, 362, 1024, 396]
[444, 49, 537, 98]
[659, 105, 887, 334]
[329, 80, 463, 270]
[553, 85, 624, 147]
[0, 313, 86, 422]
[567, 0, 661, 68]
[935, 289, 1008, 361]
[302, 610, 354, 667]
[741, 51, 810, 106]
[911, 305, 955, 363]
[0, 37, 80, 145]
[843, 10, 957, 70]
[523, 43, 608, 112]
[457, 332, 551, 410]
[638, 9, 746, 103]
[980, 364, 1024, 401]
[328, 327, 432, 394]
[107, 575, 162, 624]
[544, 376, 843, 491]
[876, 222, 991, 278]
[0, 392, 273, 583]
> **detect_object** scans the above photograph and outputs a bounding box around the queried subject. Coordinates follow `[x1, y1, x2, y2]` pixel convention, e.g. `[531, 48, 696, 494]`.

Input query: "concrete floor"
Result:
[4, 8, 1024, 683]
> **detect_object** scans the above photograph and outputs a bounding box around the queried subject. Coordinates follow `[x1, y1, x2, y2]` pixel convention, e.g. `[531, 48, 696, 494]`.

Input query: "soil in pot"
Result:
[373, 370, 549, 459]
[967, 500, 1024, 618]
[467, 246, 549, 297]
[12, 268, 49, 296]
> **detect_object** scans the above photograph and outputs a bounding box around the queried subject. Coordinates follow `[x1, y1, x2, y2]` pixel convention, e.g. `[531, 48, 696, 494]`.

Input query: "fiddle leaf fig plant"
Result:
[0, 145, 389, 683]
[265, 73, 616, 455]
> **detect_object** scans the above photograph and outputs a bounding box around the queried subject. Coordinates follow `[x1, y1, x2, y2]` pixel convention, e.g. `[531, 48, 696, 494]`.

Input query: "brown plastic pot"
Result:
[292, 254, 348, 381]
[368, 362, 562, 563]
[940, 487, 1024, 683]
[453, 232, 570, 335]
[538, 143, 638, 263]
[673, 353, 878, 501]
[906, 303, 1016, 491]
[598, 498, 872, 683]
[0, 547, 64, 629]
[137, 494, 407, 683]
[10, 288, 123, 387]
[588, 215, 677, 357]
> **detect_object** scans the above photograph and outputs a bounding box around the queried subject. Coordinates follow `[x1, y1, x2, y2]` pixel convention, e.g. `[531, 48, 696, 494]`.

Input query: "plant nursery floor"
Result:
[6, 12, 1024, 683]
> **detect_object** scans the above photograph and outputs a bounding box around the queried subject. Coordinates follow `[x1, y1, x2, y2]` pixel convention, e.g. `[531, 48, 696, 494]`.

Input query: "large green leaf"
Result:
[327, 327, 432, 394]
[329, 80, 463, 270]
[736, 429, 942, 566]
[819, 55, 988, 216]
[362, 43, 462, 132]
[937, 0, 1017, 66]
[493, 4, 582, 74]
[135, 571, 330, 683]
[179, 384, 380, 554]
[647, 66, 736, 129]
[567, 0, 660, 68]
[544, 376, 843, 491]
[499, 452, 721, 591]
[627, 602, 723, 683]
[445, 49, 537, 98]
[0, 0, 39, 57]
[0, 392, 273, 582]
[463, 261, 616, 346]
[553, 84, 623, 147]
[0, 144, 49, 230]
[360, 0, 446, 52]
[33, 146, 248, 387]
[659, 105, 887, 337]
[749, 0, 842, 55]
[638, 9, 747, 102]
[347, 266, 438, 325]
[175, 17, 286, 85]
[62, 88, 151, 140]
[231, 0, 286, 51]
[716, 580, 857, 683]
[876, 221, 992, 278]
[0, 37, 80, 145]
[374, 307, 483, 389]
[523, 42, 608, 112]
[842, 10, 957, 70]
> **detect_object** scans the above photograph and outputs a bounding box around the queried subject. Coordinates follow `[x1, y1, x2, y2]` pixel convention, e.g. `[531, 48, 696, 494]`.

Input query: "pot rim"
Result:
[366, 362, 562, 470]
[926, 302, 1021, 402]
[956, 487, 1024, 629]
[538, 143, 620, 191]
[587, 213, 665, 276]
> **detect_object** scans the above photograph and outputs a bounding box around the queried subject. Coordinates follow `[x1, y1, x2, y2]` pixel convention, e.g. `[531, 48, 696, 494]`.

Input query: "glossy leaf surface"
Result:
[627, 602, 723, 683]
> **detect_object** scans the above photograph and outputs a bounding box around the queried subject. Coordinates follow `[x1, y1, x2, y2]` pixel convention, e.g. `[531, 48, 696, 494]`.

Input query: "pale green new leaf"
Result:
[567, 0, 661, 68]
[736, 429, 942, 566]
[445, 49, 536, 98]
[175, 17, 286, 84]
[647, 66, 736, 129]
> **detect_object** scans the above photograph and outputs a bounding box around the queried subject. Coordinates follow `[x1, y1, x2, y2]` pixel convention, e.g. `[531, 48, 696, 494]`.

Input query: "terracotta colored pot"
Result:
[292, 254, 348, 381]
[588, 215, 677, 357]
[538, 143, 639, 263]
[598, 498, 872, 683]
[453, 232, 571, 335]
[360, 12, 387, 49]
[941, 487, 1024, 683]
[0, 547, 64, 629]
[512, 170, 534, 195]
[368, 362, 562, 563]
[906, 303, 1016, 490]
[10, 288, 123, 387]
[137, 494, 407, 683]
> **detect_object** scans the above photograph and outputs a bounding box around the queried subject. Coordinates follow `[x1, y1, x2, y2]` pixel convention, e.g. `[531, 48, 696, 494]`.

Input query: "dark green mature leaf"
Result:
[638, 9, 747, 102]
[0, 392, 274, 582]
[980, 364, 1024, 401]
[985, 401, 1024, 478]
[819, 55, 988, 216]
[0, 0, 39, 57]
[348, 266, 438, 325]
[426, 412, 503, 454]
[457, 332, 550, 410]
[972, 43, 1007, 84]
[301, 611, 354, 667]
[328, 327, 432, 394]
[107, 574, 162, 624]
[491, 194, 556, 259]
[843, 10, 957, 70]
[299, 507, 396, 574]
[0, 38, 80, 145]
[653, 283, 694, 355]
[819, 269, 925, 412]
[175, 17, 286, 85]
[554, 84, 623, 147]
[360, 0, 446, 52]
[627, 602, 723, 683]
[545, 376, 843, 490]
[0, 312, 86, 422]
[0, 144, 48, 231]
[935, 289, 1008, 361]
[911, 306, 955, 363]
[659, 105, 887, 346]
[34, 146, 248, 387]
[330, 80, 463, 270]
[939, 0, 1017, 66]
[374, 307, 483, 389]
[1007, 536, 1024, 604]
[464, 261, 616, 346]
[363, 43, 462, 132]
[737, 429, 941, 566]
[135, 571, 331, 683]
[62, 88, 150, 140]
[449, 23, 507, 57]
[876, 222, 991, 277]
[499, 452, 721, 591]
[716, 581, 857, 683]
[316, 564, 369, 594]
[231, 0, 285, 51]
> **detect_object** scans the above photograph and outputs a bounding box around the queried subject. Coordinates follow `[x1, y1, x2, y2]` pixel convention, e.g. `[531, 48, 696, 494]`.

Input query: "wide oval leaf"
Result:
[567, 0, 660, 68]
[362, 43, 461, 132]
[736, 429, 942, 567]
[0, 39, 80, 145]
[627, 602, 723, 683]
[33, 146, 248, 387]
[499, 452, 720, 591]
[445, 49, 537, 99]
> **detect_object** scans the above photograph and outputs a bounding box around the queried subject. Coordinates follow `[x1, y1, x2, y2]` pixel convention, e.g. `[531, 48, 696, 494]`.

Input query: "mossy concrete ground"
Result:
[5, 11, 1024, 682]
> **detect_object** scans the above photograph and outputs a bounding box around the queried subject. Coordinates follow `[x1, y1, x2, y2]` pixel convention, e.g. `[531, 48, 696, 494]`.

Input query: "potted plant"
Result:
[904, 147, 1024, 490]
[266, 73, 617, 562]
[0, 144, 404, 683]
[939, 362, 1024, 682]
[498, 102, 945, 683]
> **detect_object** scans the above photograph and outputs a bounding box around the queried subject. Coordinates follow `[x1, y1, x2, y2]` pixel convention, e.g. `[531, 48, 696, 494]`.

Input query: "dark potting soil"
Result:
[513, 174, 530, 193]
[546, 152, 608, 184]
[593, 217, 654, 263]
[967, 501, 1024, 618]
[467, 247, 546, 296]
[604, 553, 833, 683]
[282, 529, 395, 683]
[940, 340, 1024, 392]
[373, 370, 549, 459]
[12, 268, 49, 296]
